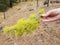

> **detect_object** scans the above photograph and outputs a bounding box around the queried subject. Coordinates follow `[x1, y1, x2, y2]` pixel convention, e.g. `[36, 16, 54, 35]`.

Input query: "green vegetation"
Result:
[0, 0, 9, 12]
[0, 0, 39, 12]
[3, 9, 45, 37]
[4, 15, 40, 37]
[0, 0, 19, 12]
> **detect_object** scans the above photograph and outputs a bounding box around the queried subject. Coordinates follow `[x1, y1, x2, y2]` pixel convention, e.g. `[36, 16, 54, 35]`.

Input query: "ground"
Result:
[0, 1, 60, 45]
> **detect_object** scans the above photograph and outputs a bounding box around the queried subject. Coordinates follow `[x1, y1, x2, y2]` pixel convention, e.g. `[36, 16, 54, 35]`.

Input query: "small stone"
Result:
[56, 21, 60, 24]
[29, 9, 34, 11]
[44, 27, 53, 34]
[36, 36, 43, 42]
[17, 8, 21, 10]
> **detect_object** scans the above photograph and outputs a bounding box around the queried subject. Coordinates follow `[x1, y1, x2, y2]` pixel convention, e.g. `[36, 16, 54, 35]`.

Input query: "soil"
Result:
[0, 1, 60, 45]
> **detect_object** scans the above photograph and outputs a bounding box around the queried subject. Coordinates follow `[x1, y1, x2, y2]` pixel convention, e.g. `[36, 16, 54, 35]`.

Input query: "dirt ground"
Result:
[0, 1, 60, 45]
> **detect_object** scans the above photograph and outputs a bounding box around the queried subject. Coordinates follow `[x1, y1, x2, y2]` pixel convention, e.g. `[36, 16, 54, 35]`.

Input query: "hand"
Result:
[41, 8, 60, 22]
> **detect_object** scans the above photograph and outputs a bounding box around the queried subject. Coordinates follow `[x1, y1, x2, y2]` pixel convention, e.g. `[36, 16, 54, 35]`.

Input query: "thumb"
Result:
[41, 10, 53, 17]
[42, 12, 51, 16]
[41, 13, 48, 19]
[42, 14, 48, 17]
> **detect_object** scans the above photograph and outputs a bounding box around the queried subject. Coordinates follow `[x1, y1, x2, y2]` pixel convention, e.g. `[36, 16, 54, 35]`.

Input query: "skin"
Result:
[41, 8, 60, 22]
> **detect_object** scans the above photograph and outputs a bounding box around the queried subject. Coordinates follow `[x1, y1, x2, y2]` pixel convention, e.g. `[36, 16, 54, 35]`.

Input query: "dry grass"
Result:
[0, 1, 60, 45]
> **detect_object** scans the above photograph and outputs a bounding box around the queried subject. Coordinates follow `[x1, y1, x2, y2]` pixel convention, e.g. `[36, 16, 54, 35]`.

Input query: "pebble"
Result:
[29, 9, 34, 11]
